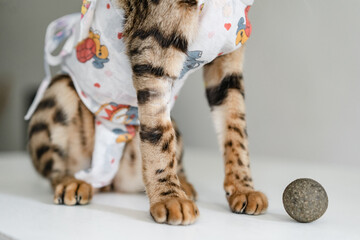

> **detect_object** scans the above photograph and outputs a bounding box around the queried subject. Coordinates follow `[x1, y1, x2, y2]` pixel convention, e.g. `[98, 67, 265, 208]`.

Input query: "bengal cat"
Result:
[27, 0, 267, 225]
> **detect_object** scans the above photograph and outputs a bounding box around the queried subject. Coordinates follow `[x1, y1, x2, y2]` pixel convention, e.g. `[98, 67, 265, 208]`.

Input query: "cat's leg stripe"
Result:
[29, 122, 50, 139]
[206, 74, 244, 107]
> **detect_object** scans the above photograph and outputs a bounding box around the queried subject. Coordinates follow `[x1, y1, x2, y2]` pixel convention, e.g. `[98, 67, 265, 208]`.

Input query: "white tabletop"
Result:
[0, 150, 359, 240]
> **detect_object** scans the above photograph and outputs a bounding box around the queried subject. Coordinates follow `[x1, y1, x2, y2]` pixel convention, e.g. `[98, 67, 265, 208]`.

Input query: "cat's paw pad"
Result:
[54, 179, 93, 206]
[227, 191, 268, 215]
[150, 198, 199, 225]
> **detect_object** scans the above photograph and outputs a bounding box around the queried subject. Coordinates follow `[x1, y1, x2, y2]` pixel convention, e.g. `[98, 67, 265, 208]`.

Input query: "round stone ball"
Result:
[282, 178, 328, 223]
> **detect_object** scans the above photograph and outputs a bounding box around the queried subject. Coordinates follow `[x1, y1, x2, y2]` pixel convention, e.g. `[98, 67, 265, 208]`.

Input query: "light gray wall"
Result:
[0, 0, 80, 150]
[1, 0, 359, 165]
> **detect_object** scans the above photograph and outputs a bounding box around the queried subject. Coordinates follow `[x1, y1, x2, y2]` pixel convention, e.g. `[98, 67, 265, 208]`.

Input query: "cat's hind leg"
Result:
[28, 75, 95, 205]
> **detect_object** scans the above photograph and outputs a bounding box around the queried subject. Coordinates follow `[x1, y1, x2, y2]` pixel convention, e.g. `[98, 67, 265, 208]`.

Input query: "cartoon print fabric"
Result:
[26, 0, 254, 188]
[179, 51, 205, 79]
[75, 103, 139, 188]
[81, 0, 91, 18]
[76, 29, 109, 69]
[236, 6, 252, 46]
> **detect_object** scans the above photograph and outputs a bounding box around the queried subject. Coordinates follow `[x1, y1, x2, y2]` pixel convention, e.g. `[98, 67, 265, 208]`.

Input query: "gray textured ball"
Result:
[283, 178, 328, 223]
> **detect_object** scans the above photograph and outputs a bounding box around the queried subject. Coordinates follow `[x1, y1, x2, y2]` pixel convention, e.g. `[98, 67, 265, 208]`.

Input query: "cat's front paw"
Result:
[227, 190, 268, 215]
[179, 176, 197, 201]
[150, 198, 199, 225]
[54, 178, 93, 206]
